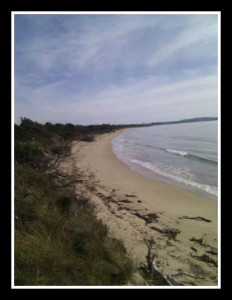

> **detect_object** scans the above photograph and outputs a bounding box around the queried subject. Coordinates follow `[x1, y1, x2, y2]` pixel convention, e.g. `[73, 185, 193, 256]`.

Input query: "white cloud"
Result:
[147, 18, 217, 66]
[17, 15, 159, 76]
[15, 74, 217, 124]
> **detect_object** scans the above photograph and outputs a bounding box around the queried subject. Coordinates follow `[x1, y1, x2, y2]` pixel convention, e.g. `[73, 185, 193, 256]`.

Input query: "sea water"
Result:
[111, 121, 218, 200]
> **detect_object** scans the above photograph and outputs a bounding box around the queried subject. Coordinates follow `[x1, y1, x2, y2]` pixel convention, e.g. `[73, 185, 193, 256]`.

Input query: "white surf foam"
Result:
[130, 159, 218, 196]
[166, 149, 188, 157]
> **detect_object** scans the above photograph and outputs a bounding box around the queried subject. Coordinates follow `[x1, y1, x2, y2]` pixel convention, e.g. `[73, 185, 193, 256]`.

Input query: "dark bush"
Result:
[50, 143, 70, 157]
[56, 196, 72, 215]
[80, 135, 94, 142]
[15, 142, 44, 169]
[71, 231, 87, 254]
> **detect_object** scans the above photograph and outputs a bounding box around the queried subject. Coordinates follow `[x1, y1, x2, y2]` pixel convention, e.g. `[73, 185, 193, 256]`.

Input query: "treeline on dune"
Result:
[15, 117, 125, 143]
[14, 118, 135, 286]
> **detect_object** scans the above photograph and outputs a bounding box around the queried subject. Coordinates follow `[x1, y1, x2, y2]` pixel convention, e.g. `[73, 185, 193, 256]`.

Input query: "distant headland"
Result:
[150, 117, 218, 126]
[119, 117, 218, 128]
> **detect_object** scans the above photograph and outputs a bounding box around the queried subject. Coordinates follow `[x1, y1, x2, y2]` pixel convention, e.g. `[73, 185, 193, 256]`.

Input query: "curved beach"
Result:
[70, 129, 218, 286]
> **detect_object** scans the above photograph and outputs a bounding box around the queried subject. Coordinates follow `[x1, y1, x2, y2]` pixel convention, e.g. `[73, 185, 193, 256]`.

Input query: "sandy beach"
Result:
[68, 129, 218, 286]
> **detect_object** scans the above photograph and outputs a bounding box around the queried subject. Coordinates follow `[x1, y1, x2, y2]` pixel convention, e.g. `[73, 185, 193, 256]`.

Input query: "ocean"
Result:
[111, 120, 218, 200]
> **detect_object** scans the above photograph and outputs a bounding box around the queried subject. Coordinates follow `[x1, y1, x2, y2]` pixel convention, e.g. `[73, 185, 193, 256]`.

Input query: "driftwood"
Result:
[190, 238, 218, 257]
[179, 216, 212, 223]
[134, 212, 159, 224]
[141, 238, 205, 286]
[166, 275, 184, 286]
[170, 271, 205, 280]
[125, 194, 137, 198]
[143, 238, 173, 286]
[190, 247, 198, 252]
[190, 237, 206, 246]
[96, 192, 105, 199]
[206, 249, 218, 256]
[119, 199, 134, 204]
[150, 226, 181, 240]
[190, 253, 217, 267]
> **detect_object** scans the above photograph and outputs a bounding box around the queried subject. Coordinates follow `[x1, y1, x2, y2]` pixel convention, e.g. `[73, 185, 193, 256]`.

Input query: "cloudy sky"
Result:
[14, 13, 219, 125]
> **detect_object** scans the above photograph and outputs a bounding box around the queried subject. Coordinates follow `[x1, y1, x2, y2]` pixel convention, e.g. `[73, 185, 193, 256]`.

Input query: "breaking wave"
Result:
[166, 149, 188, 157]
[165, 148, 217, 164]
[130, 159, 218, 196]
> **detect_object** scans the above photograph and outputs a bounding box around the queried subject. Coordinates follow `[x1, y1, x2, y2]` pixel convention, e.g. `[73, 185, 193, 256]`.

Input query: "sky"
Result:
[14, 13, 219, 125]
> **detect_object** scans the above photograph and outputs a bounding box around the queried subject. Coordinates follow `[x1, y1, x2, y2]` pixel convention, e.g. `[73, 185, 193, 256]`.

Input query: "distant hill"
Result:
[118, 117, 218, 128]
[150, 117, 218, 126]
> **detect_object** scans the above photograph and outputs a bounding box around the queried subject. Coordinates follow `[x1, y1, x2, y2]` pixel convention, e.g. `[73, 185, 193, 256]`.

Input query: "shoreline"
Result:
[69, 129, 218, 286]
[111, 128, 218, 201]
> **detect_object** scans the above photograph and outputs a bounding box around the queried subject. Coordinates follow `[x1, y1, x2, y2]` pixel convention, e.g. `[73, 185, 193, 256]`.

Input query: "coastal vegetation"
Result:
[14, 118, 135, 286]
